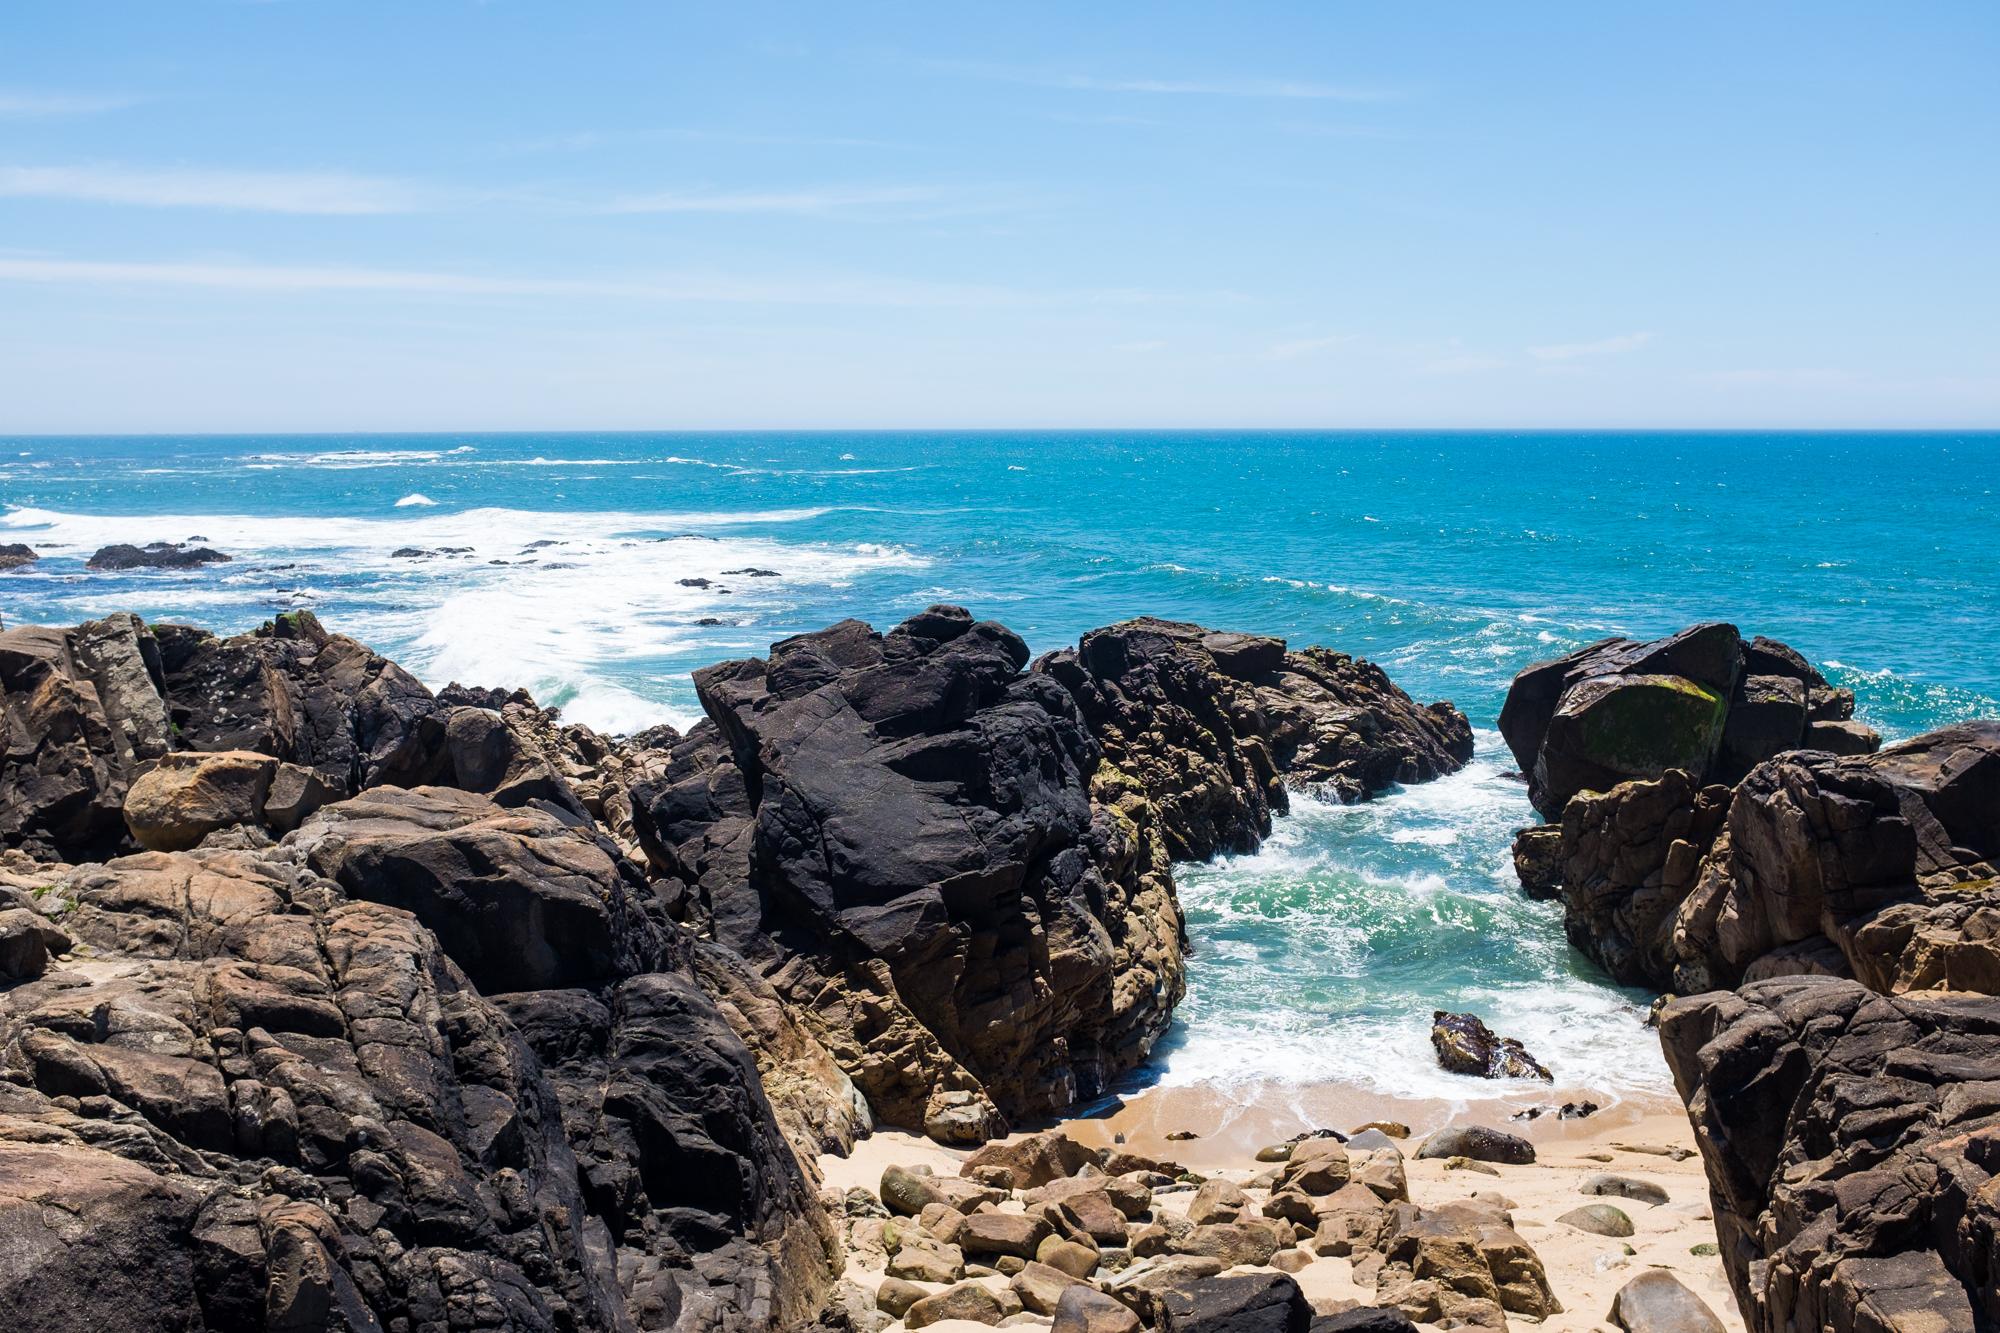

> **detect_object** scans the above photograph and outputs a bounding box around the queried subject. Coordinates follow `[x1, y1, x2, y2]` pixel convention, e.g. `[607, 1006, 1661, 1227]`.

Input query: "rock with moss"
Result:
[1500, 623, 1873, 820]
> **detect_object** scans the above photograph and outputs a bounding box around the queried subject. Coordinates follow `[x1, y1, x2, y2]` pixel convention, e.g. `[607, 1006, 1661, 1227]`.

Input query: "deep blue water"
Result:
[4, 431, 1995, 1098]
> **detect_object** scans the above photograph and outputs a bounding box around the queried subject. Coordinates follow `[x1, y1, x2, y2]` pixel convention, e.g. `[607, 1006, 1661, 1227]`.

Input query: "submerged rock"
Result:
[85, 541, 232, 570]
[1430, 1010, 1552, 1080]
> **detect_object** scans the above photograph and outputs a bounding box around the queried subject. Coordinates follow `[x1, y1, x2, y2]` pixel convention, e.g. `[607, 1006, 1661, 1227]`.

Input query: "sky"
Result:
[2, 1, 1997, 432]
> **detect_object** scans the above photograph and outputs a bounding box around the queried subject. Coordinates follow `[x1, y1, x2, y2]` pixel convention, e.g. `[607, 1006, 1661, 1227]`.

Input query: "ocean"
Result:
[4, 430, 1996, 1104]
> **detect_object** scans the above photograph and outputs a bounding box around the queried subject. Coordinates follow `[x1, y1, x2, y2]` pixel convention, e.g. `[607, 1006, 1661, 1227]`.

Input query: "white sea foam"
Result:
[1156, 733, 1671, 1102]
[2, 504, 922, 733]
[394, 493, 438, 507]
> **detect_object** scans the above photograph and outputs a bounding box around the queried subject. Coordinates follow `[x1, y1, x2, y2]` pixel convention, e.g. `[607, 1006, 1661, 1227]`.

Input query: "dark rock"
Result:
[0, 543, 38, 571]
[1660, 976, 1998, 1333]
[1607, 1269, 1728, 1333]
[1038, 617, 1474, 859]
[631, 608, 1190, 1138]
[1673, 721, 2000, 992]
[291, 785, 670, 995]
[1555, 769, 1731, 987]
[1500, 624, 1870, 818]
[1308, 1309, 1417, 1333]
[1431, 1010, 1552, 1080]
[85, 542, 233, 571]
[1, 612, 171, 859]
[1149, 1270, 1311, 1333]
[1511, 825, 1563, 899]
[152, 611, 446, 797]
[1414, 1125, 1535, 1165]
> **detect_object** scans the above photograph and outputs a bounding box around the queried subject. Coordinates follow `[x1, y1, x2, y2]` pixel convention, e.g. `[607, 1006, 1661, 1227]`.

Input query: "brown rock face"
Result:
[0, 612, 170, 859]
[1660, 977, 2000, 1333]
[1036, 617, 1475, 860]
[1547, 722, 2000, 994]
[0, 815, 836, 1331]
[123, 749, 279, 851]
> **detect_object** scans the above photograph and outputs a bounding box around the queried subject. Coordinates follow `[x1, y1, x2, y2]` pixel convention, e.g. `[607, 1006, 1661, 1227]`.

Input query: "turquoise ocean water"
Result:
[4, 432, 1996, 1101]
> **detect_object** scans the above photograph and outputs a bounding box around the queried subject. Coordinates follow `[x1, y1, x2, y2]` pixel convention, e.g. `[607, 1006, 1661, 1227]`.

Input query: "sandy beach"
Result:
[821, 1079, 1742, 1331]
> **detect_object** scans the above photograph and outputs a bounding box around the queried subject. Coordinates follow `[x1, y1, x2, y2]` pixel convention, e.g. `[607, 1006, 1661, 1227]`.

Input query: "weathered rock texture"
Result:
[1037, 617, 1474, 859]
[0, 815, 836, 1332]
[1500, 624, 1874, 820]
[631, 607, 1185, 1144]
[1661, 976, 2000, 1333]
[1557, 721, 2000, 993]
[1430, 1011, 1552, 1081]
[1, 612, 171, 859]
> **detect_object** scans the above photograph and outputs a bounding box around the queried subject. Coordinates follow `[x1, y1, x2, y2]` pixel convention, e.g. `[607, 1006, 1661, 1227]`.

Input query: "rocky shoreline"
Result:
[0, 606, 1477, 1332]
[1, 606, 1993, 1332]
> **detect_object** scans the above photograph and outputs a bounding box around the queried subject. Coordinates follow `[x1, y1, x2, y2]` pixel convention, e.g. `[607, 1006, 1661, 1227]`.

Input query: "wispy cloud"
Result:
[1420, 354, 1510, 375]
[598, 184, 982, 218]
[0, 255, 1185, 309]
[0, 163, 1003, 220]
[0, 89, 141, 118]
[1264, 333, 1354, 360]
[1527, 331, 1656, 361]
[500, 127, 907, 155]
[925, 58, 1395, 102]
[0, 165, 439, 214]
[1696, 367, 1855, 387]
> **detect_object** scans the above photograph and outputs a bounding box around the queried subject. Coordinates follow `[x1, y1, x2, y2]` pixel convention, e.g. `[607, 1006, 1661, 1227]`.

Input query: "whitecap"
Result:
[395, 493, 439, 508]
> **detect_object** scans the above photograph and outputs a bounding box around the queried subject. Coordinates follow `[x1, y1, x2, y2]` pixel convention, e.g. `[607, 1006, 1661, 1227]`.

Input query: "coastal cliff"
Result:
[0, 607, 1473, 1333]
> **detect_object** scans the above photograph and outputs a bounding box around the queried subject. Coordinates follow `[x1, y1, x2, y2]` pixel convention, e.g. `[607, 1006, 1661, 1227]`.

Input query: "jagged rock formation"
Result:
[1500, 624, 1875, 820]
[0, 808, 836, 1331]
[630, 607, 1184, 1144]
[1660, 977, 2000, 1333]
[1036, 618, 1474, 860]
[629, 609, 1471, 1145]
[0, 611, 172, 859]
[0, 543, 37, 571]
[86, 541, 233, 570]
[1429, 1011, 1552, 1081]
[1553, 721, 2000, 993]
[0, 603, 1483, 1330]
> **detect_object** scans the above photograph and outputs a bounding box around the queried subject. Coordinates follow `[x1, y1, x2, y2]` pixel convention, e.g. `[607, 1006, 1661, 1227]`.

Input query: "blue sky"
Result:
[2, 2, 1996, 431]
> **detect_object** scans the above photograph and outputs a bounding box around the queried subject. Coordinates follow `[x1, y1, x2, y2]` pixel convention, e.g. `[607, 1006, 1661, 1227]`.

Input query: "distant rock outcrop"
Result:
[0, 543, 38, 571]
[1499, 624, 1875, 820]
[1660, 976, 2000, 1333]
[1036, 617, 1474, 860]
[85, 541, 233, 570]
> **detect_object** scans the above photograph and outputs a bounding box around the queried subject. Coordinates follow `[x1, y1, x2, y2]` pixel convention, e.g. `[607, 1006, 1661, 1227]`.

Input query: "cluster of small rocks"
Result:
[829, 1126, 1579, 1333]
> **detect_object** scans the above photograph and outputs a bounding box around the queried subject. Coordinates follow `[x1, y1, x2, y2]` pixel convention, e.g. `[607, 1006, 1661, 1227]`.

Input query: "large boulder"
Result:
[291, 785, 671, 994]
[122, 749, 279, 851]
[1542, 721, 1997, 993]
[1659, 976, 2000, 1333]
[630, 607, 1190, 1139]
[1500, 624, 1872, 819]
[0, 543, 38, 571]
[1036, 617, 1474, 859]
